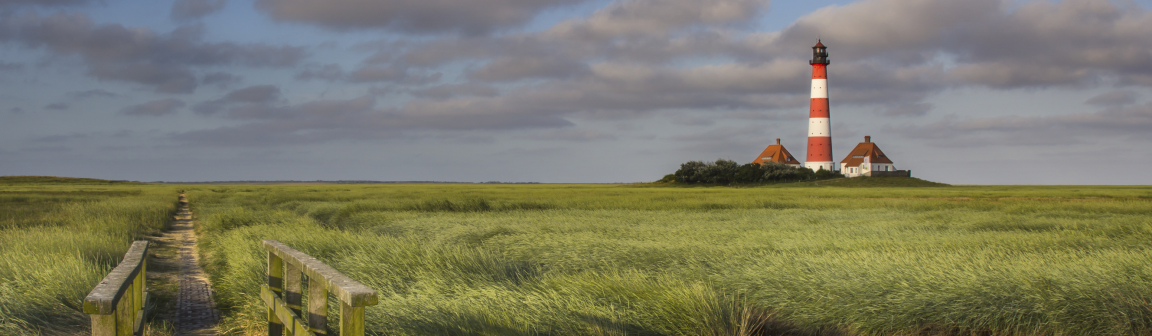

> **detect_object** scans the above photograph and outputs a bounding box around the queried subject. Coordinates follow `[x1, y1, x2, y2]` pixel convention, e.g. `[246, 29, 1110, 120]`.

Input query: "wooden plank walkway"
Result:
[170, 194, 220, 335]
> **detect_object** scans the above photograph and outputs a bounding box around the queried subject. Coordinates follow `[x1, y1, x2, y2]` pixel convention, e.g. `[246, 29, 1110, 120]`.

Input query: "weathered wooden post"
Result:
[268, 250, 285, 336]
[85, 241, 149, 336]
[261, 240, 377, 336]
[285, 262, 303, 318]
[308, 276, 328, 335]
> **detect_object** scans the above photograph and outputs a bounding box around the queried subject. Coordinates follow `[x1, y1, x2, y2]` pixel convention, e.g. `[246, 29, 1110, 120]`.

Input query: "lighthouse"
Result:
[805, 40, 835, 172]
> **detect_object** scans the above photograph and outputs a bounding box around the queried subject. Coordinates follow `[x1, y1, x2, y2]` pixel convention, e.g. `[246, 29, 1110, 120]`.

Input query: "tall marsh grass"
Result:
[0, 183, 178, 334]
[186, 184, 1152, 335]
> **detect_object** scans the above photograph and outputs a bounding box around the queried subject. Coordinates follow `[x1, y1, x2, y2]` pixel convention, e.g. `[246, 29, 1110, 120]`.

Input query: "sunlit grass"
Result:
[0, 181, 177, 335]
[187, 183, 1152, 335]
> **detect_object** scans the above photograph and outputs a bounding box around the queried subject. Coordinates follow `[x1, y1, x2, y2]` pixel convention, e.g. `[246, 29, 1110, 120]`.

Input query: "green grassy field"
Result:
[181, 181, 1152, 335]
[0, 177, 178, 335]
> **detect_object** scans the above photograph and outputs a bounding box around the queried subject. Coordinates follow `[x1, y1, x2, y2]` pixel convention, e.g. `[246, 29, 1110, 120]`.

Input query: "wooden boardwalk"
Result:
[170, 195, 220, 335]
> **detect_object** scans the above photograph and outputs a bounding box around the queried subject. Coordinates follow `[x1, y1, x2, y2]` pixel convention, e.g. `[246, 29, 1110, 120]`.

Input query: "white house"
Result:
[839, 136, 898, 177]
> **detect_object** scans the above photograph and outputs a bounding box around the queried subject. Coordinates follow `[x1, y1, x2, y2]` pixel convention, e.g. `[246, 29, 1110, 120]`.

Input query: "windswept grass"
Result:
[186, 183, 1152, 335]
[0, 182, 178, 335]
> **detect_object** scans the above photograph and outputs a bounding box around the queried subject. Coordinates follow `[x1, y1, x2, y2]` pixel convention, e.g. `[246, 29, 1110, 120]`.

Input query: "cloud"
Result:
[348, 65, 441, 84]
[294, 63, 344, 81]
[0, 61, 23, 70]
[192, 85, 281, 114]
[253, 0, 589, 35]
[398, 0, 771, 68]
[522, 128, 617, 142]
[32, 133, 85, 142]
[0, 13, 306, 93]
[1085, 90, 1138, 107]
[43, 102, 68, 110]
[544, 0, 766, 40]
[171, 0, 227, 21]
[201, 72, 242, 88]
[222, 85, 279, 103]
[175, 93, 574, 146]
[468, 56, 589, 82]
[21, 145, 71, 152]
[889, 103, 1152, 146]
[409, 83, 499, 100]
[0, 0, 88, 8]
[874, 103, 933, 117]
[121, 98, 186, 116]
[69, 89, 117, 98]
[779, 0, 1152, 88]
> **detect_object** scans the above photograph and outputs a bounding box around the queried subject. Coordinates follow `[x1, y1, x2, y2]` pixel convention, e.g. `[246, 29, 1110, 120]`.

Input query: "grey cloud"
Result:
[0, 61, 23, 70]
[0, 0, 88, 7]
[874, 103, 933, 117]
[670, 115, 715, 126]
[523, 128, 617, 142]
[0, 13, 306, 93]
[202, 72, 242, 88]
[21, 146, 71, 152]
[776, 0, 999, 62]
[398, 0, 768, 68]
[8, 107, 23, 113]
[171, 0, 227, 21]
[223, 85, 279, 103]
[32, 133, 85, 142]
[348, 65, 440, 84]
[295, 63, 344, 81]
[173, 93, 573, 146]
[1085, 90, 1138, 107]
[121, 98, 186, 116]
[193, 85, 281, 115]
[780, 0, 1152, 88]
[70, 89, 117, 98]
[469, 56, 589, 82]
[890, 103, 1152, 146]
[544, 0, 766, 40]
[254, 0, 589, 35]
[393, 60, 811, 126]
[44, 102, 68, 110]
[409, 83, 499, 100]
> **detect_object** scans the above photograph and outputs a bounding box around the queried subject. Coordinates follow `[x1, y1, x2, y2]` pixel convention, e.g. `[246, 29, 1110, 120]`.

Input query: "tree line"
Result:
[660, 159, 842, 184]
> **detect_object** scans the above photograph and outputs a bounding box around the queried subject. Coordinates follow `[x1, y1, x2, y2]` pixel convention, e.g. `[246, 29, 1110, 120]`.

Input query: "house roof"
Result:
[752, 139, 801, 165]
[840, 136, 894, 166]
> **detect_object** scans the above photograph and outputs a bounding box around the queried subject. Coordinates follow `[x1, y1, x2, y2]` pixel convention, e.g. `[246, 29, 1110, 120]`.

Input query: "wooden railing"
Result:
[84, 241, 149, 336]
[262, 240, 379, 336]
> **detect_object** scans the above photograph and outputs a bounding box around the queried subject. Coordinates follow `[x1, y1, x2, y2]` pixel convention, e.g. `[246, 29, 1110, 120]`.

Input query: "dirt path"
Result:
[149, 194, 220, 335]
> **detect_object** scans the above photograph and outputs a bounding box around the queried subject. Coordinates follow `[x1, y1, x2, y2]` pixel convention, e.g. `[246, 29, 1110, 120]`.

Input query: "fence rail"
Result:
[84, 240, 149, 336]
[262, 240, 379, 336]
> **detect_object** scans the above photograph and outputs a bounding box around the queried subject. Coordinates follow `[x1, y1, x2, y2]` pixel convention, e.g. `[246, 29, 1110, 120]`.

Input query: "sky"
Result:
[2, 0, 1152, 184]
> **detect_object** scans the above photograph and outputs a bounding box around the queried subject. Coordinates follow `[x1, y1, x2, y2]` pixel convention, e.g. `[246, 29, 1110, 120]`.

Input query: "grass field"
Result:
[0, 177, 178, 335]
[179, 180, 1152, 335]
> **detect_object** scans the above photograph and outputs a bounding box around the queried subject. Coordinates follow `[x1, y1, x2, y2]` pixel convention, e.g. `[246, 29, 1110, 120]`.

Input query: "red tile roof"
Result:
[753, 139, 801, 165]
[840, 136, 894, 167]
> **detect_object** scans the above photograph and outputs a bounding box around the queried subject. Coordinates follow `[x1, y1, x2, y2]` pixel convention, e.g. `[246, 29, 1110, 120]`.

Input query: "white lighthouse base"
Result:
[805, 161, 836, 172]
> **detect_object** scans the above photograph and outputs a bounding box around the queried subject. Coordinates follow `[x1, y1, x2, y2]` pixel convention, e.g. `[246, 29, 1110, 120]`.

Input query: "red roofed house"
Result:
[753, 138, 802, 168]
[840, 136, 908, 177]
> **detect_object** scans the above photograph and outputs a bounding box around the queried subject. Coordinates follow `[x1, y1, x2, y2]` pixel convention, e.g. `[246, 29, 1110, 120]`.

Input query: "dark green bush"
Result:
[672, 160, 826, 185]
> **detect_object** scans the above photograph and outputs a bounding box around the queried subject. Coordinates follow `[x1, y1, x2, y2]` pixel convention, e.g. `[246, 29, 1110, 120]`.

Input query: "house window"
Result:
[853, 155, 864, 158]
[762, 156, 771, 160]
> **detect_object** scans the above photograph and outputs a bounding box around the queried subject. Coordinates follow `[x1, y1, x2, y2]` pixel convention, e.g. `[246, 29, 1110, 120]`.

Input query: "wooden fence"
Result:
[262, 240, 379, 336]
[83, 240, 149, 336]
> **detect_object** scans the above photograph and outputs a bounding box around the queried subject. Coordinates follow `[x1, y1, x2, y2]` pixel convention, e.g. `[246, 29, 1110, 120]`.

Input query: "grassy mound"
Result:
[808, 176, 948, 187]
[0, 176, 138, 185]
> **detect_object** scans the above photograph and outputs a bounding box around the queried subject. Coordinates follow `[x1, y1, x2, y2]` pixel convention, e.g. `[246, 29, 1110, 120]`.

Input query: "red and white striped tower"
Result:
[805, 40, 834, 172]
